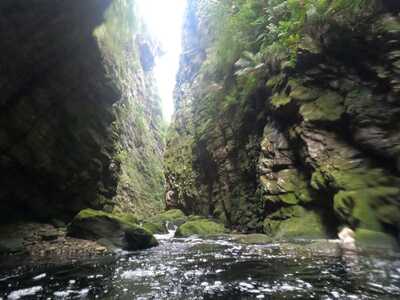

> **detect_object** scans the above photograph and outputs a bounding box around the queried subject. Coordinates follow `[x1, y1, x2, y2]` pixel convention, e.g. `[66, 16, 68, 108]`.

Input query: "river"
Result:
[1, 229, 400, 299]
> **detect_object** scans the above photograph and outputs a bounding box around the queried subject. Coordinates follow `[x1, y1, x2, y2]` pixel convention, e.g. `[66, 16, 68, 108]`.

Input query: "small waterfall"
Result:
[154, 221, 177, 240]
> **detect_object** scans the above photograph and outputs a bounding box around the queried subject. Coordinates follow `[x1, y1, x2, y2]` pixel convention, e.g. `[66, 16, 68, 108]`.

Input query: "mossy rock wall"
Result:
[0, 0, 164, 221]
[166, 0, 400, 244]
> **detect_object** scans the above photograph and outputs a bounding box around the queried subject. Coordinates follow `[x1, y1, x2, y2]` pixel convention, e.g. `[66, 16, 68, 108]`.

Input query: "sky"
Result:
[136, 0, 187, 123]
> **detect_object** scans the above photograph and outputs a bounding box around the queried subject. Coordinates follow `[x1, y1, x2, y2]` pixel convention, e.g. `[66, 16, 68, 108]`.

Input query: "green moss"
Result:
[271, 94, 292, 108]
[75, 208, 114, 221]
[266, 74, 286, 90]
[164, 128, 199, 212]
[355, 228, 398, 250]
[330, 168, 392, 191]
[275, 169, 313, 205]
[376, 205, 400, 229]
[112, 98, 165, 218]
[188, 215, 205, 221]
[334, 187, 400, 231]
[68, 209, 158, 250]
[154, 209, 187, 222]
[263, 206, 327, 240]
[175, 218, 226, 237]
[299, 92, 345, 122]
[115, 213, 139, 225]
[74, 209, 141, 228]
[275, 213, 326, 240]
[279, 193, 299, 205]
[289, 86, 320, 102]
[141, 222, 165, 234]
[310, 170, 329, 190]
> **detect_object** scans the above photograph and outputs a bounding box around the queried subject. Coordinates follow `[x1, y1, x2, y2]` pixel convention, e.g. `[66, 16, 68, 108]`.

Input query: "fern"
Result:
[204, 0, 377, 108]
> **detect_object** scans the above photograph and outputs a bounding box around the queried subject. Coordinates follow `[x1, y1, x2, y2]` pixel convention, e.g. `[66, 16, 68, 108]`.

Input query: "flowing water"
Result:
[1, 230, 400, 299]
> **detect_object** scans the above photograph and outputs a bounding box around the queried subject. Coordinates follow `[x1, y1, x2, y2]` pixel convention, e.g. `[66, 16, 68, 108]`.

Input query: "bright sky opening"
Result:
[137, 0, 187, 123]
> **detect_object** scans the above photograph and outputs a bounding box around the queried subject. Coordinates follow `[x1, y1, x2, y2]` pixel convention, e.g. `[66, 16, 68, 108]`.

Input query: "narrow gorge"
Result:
[1, 0, 400, 299]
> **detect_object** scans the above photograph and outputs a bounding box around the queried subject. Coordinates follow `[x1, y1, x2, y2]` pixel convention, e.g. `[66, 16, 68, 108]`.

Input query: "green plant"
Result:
[207, 0, 376, 76]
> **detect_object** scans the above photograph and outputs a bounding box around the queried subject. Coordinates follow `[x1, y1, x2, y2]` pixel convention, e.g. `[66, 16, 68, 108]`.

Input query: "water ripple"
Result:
[0, 237, 400, 299]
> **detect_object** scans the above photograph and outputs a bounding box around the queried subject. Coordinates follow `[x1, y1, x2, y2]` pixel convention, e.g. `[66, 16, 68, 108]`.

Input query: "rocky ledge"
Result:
[0, 223, 110, 266]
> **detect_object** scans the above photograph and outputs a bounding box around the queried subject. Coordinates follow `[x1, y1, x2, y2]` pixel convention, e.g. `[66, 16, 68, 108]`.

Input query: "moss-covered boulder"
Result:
[115, 213, 140, 225]
[142, 209, 187, 234]
[263, 206, 328, 240]
[67, 209, 158, 250]
[175, 218, 226, 237]
[355, 228, 399, 251]
[334, 187, 400, 231]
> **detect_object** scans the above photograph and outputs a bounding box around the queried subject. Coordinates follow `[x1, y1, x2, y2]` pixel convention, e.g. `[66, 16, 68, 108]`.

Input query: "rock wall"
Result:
[0, 0, 164, 222]
[165, 0, 400, 243]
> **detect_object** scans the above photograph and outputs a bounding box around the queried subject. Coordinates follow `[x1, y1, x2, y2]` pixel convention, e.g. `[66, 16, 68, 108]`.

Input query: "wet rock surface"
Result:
[67, 209, 158, 251]
[0, 223, 110, 266]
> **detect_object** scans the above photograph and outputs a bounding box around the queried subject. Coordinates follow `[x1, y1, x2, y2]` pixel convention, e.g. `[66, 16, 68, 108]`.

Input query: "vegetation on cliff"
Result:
[94, 0, 165, 218]
[165, 0, 400, 246]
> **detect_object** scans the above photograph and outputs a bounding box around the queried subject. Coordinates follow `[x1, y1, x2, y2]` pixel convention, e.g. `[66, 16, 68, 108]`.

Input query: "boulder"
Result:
[263, 206, 328, 240]
[355, 228, 399, 251]
[334, 187, 400, 230]
[175, 218, 226, 237]
[67, 209, 158, 250]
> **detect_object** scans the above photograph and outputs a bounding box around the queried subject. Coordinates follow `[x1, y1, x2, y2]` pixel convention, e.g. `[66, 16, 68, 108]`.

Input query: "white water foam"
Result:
[7, 286, 43, 299]
[154, 221, 177, 240]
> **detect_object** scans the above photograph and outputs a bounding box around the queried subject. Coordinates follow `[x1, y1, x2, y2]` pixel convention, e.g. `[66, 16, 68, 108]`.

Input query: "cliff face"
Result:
[0, 0, 164, 222]
[166, 0, 400, 243]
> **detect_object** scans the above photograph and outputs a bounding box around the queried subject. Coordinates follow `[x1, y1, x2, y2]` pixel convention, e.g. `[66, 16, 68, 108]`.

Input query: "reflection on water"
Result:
[0, 235, 400, 299]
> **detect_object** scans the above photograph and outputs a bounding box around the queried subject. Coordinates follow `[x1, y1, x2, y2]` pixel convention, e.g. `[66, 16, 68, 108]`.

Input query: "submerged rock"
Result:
[175, 218, 226, 237]
[67, 209, 158, 251]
